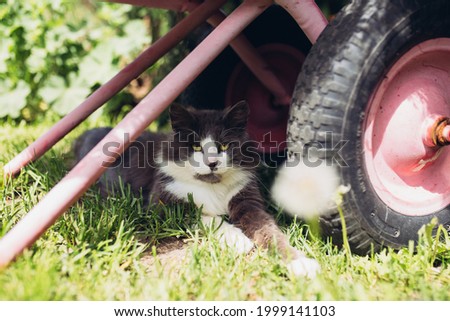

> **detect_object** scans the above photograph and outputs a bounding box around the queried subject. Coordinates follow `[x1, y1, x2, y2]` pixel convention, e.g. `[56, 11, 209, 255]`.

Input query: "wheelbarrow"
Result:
[1, 0, 450, 267]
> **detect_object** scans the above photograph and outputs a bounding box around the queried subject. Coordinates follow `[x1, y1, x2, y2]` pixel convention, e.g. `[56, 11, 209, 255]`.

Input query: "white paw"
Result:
[286, 257, 321, 278]
[216, 223, 254, 254]
[201, 216, 254, 254]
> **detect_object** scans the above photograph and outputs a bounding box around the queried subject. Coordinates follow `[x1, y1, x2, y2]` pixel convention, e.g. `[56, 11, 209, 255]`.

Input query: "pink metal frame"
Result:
[0, 0, 328, 268]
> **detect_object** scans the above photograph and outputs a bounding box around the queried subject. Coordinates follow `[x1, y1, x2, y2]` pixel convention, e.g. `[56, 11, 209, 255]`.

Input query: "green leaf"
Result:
[77, 42, 119, 87]
[39, 75, 66, 104]
[0, 38, 13, 73]
[39, 73, 90, 116]
[26, 47, 47, 73]
[52, 85, 91, 116]
[0, 80, 31, 118]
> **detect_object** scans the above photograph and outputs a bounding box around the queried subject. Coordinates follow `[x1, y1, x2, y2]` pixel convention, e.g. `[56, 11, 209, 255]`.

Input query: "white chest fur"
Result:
[161, 160, 252, 216]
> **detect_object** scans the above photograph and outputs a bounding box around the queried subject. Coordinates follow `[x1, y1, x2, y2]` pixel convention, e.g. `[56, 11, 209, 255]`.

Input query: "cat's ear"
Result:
[169, 103, 196, 132]
[222, 100, 249, 129]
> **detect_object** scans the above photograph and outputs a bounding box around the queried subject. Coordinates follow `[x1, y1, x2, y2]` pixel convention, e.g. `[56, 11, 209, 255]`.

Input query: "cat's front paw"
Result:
[216, 223, 254, 254]
[202, 216, 254, 254]
[286, 257, 321, 278]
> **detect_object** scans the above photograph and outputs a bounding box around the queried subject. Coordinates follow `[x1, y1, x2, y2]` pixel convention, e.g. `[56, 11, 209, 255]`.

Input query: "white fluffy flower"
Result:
[271, 159, 340, 219]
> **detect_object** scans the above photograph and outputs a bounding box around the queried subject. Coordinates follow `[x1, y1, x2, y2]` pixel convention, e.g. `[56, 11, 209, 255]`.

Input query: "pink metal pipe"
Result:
[115, 1, 328, 104]
[118, 1, 293, 106]
[207, 12, 291, 106]
[3, 0, 223, 178]
[275, 0, 328, 44]
[0, 0, 272, 269]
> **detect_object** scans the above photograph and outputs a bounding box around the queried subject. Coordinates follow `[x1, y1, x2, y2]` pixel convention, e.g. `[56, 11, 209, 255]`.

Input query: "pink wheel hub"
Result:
[364, 38, 450, 216]
[225, 44, 305, 152]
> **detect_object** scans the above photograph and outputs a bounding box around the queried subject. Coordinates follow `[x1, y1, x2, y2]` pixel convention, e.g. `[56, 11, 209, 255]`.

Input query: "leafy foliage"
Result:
[0, 0, 153, 121]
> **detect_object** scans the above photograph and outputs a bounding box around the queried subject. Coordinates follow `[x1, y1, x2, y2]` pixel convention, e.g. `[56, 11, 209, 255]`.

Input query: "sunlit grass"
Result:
[0, 119, 449, 300]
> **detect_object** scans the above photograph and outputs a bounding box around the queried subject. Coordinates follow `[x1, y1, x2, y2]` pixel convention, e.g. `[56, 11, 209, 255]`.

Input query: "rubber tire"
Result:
[287, 0, 450, 255]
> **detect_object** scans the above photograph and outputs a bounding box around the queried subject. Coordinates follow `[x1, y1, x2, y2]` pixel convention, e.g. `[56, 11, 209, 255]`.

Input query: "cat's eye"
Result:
[220, 144, 229, 151]
[192, 144, 202, 152]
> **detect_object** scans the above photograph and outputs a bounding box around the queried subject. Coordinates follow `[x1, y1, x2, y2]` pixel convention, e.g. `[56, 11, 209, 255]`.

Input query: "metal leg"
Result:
[206, 12, 292, 106]
[3, 0, 225, 178]
[275, 0, 328, 44]
[125, 0, 328, 104]
[126, 2, 295, 106]
[0, 0, 272, 269]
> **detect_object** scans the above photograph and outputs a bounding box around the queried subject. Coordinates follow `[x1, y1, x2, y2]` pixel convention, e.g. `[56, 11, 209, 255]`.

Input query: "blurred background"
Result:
[0, 0, 348, 125]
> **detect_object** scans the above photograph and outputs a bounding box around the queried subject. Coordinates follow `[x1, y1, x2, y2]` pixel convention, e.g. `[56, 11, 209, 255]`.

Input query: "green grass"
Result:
[0, 118, 449, 300]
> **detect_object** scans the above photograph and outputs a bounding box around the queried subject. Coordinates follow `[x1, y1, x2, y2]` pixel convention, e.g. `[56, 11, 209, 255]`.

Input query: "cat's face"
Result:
[166, 101, 259, 184]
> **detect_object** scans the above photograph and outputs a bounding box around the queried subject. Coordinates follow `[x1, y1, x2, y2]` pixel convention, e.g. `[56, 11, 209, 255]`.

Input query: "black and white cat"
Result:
[74, 101, 321, 277]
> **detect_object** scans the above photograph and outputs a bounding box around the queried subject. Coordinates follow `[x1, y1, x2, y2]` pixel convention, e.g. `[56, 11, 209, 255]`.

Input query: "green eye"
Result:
[220, 144, 229, 151]
[192, 144, 202, 152]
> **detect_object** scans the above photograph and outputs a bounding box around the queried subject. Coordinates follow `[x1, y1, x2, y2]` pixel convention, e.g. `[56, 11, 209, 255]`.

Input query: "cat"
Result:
[74, 101, 320, 277]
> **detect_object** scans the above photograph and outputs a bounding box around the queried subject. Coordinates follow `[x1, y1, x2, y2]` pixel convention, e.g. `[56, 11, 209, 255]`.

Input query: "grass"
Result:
[0, 118, 449, 301]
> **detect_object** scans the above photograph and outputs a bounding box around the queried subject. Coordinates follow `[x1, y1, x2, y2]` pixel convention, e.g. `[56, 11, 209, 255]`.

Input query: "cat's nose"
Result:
[208, 160, 218, 170]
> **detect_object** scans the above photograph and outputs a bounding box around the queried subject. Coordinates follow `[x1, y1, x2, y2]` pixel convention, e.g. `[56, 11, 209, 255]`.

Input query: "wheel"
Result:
[287, 0, 450, 254]
[181, 5, 310, 154]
